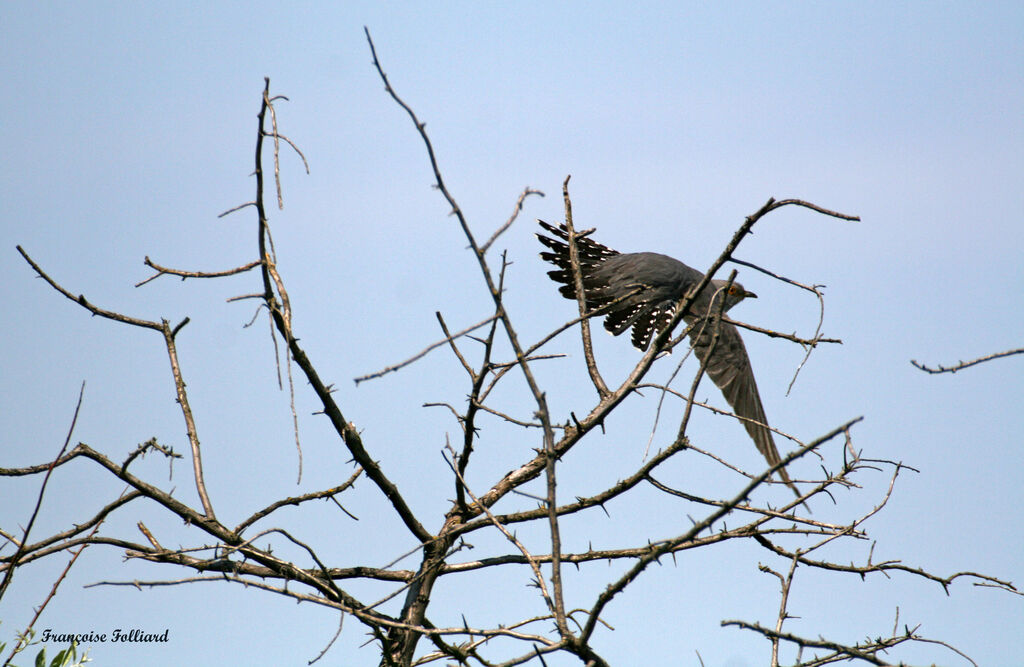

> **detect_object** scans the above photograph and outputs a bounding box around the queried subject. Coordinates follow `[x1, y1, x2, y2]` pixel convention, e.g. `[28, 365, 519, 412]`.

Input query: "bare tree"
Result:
[3, 31, 1019, 667]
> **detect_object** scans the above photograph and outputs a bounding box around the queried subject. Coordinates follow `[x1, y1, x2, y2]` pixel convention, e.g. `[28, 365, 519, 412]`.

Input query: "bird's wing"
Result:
[688, 317, 800, 499]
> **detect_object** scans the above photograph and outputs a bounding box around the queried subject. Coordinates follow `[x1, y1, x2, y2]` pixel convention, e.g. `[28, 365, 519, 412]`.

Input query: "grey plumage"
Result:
[536, 220, 801, 501]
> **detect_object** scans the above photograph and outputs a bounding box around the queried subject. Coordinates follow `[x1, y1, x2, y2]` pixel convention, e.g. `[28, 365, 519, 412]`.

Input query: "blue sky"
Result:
[2, 3, 1022, 666]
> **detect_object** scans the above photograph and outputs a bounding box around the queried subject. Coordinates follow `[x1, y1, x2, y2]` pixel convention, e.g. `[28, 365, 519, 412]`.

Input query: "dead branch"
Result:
[135, 257, 261, 287]
[480, 186, 545, 254]
[353, 314, 499, 385]
[562, 176, 610, 397]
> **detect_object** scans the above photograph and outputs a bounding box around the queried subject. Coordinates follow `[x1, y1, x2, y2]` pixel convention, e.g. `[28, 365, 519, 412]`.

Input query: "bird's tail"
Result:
[536, 220, 619, 285]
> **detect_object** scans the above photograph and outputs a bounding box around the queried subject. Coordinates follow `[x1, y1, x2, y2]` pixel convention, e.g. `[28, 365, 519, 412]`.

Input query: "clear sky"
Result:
[2, 3, 1022, 666]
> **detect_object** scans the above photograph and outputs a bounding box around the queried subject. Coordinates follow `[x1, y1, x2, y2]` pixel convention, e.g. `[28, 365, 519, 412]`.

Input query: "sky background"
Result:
[2, 3, 1023, 666]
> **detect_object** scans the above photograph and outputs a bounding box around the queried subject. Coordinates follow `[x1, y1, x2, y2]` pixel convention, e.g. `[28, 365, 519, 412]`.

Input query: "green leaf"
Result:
[49, 642, 79, 667]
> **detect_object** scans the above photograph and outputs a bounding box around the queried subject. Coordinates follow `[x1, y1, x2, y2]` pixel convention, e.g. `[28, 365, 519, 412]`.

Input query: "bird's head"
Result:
[711, 280, 756, 312]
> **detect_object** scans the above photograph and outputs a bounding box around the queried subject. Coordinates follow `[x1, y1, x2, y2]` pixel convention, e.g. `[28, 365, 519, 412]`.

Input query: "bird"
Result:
[536, 220, 801, 502]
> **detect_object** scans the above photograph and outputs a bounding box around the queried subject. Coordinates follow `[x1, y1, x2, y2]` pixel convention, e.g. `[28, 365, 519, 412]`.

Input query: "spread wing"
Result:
[536, 221, 695, 347]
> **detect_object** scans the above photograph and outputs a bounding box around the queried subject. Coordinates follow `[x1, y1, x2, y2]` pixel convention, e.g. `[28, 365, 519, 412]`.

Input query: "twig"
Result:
[771, 198, 860, 221]
[120, 437, 181, 474]
[354, 314, 499, 385]
[1, 515, 106, 667]
[0, 491, 144, 566]
[0, 382, 85, 602]
[911, 347, 1024, 374]
[727, 257, 835, 394]
[234, 468, 363, 534]
[135, 257, 260, 287]
[452, 260, 506, 512]
[561, 176, 609, 397]
[218, 201, 257, 218]
[17, 247, 163, 331]
[480, 187, 544, 254]
[441, 448, 560, 628]
[161, 318, 216, 518]
[769, 553, 801, 666]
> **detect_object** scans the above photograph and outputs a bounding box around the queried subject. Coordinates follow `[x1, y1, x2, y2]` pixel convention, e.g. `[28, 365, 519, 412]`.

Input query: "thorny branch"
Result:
[17, 247, 216, 517]
[481, 186, 545, 254]
[721, 618, 978, 667]
[562, 175, 610, 398]
[135, 257, 261, 287]
[911, 346, 1024, 374]
[354, 313, 499, 385]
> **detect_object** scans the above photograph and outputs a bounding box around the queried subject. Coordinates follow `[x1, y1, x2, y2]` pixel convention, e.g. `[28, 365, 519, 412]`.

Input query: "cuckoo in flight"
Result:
[536, 220, 801, 501]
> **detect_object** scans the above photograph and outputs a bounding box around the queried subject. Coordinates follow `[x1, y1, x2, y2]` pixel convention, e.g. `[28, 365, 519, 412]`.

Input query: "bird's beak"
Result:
[746, 290, 758, 299]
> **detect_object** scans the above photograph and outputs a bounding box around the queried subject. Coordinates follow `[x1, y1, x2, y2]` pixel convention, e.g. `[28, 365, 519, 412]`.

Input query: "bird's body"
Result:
[536, 220, 801, 502]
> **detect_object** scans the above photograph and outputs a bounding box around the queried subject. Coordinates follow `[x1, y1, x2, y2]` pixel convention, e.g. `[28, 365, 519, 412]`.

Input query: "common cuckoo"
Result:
[536, 220, 800, 501]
